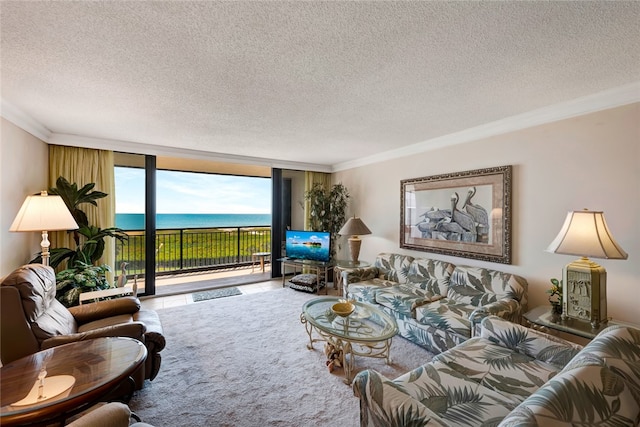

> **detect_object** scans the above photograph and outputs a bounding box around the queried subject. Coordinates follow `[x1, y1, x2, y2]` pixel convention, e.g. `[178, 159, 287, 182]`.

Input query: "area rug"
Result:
[191, 287, 242, 302]
[129, 287, 434, 426]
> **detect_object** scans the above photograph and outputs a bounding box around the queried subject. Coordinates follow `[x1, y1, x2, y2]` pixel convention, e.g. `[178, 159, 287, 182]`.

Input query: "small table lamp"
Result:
[339, 216, 372, 263]
[546, 209, 628, 328]
[10, 191, 79, 266]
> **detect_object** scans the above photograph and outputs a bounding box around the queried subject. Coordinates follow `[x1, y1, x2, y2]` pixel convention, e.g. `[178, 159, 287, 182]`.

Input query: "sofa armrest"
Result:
[40, 322, 147, 349]
[469, 298, 521, 335]
[68, 296, 141, 325]
[352, 369, 448, 427]
[342, 267, 379, 285]
[479, 316, 582, 368]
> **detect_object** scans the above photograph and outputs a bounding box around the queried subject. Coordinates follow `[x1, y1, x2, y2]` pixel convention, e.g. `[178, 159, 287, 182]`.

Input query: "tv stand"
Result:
[279, 257, 333, 293]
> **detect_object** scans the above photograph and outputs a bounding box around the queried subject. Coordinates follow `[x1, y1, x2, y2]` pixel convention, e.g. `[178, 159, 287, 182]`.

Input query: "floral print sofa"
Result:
[353, 316, 640, 426]
[342, 253, 528, 354]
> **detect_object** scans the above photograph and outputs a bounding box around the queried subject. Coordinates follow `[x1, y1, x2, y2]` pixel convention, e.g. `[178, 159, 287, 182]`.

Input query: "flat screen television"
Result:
[285, 230, 331, 263]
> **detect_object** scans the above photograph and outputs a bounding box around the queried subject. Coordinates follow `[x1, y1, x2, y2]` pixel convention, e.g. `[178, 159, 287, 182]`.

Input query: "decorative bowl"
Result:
[332, 301, 355, 317]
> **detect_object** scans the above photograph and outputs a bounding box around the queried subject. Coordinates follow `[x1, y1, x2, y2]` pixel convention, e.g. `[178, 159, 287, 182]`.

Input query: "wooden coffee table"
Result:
[0, 337, 147, 426]
[301, 297, 398, 384]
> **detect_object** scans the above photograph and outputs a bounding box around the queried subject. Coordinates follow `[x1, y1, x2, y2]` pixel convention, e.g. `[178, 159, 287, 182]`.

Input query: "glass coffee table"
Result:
[301, 296, 398, 384]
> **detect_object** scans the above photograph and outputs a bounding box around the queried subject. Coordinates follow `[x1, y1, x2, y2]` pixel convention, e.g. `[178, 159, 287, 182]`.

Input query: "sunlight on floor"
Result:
[140, 279, 342, 310]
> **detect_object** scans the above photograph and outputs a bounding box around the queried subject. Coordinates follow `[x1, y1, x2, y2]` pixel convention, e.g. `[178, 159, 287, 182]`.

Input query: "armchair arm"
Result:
[68, 296, 141, 325]
[479, 316, 582, 368]
[352, 369, 448, 427]
[67, 402, 131, 427]
[41, 322, 146, 350]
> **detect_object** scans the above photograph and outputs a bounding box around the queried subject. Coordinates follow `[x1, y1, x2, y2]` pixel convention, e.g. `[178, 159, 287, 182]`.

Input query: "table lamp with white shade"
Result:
[546, 209, 628, 328]
[339, 216, 372, 263]
[10, 191, 79, 266]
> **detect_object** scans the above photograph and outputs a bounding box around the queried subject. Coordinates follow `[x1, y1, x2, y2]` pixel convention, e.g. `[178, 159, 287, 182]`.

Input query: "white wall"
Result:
[333, 103, 640, 324]
[0, 118, 49, 275]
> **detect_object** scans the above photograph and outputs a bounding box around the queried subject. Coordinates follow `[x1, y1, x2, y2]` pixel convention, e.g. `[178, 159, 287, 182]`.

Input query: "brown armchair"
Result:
[0, 264, 165, 389]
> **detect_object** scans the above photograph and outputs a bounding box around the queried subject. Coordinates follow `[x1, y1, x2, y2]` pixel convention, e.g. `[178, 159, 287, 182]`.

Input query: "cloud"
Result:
[115, 167, 271, 214]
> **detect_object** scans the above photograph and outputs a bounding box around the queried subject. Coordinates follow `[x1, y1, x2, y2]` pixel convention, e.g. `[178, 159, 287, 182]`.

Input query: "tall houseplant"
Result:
[31, 176, 128, 306]
[42, 176, 128, 269]
[305, 182, 349, 260]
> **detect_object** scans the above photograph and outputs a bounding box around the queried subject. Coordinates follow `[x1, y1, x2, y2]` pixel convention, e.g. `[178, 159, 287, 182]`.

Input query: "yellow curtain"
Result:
[304, 171, 330, 231]
[49, 145, 115, 277]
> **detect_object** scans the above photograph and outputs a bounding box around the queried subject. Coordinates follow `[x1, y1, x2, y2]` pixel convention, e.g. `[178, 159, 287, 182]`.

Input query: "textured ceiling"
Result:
[1, 1, 639, 169]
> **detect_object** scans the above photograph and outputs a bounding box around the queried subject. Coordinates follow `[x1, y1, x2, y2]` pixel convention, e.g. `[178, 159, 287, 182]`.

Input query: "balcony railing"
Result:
[116, 226, 271, 277]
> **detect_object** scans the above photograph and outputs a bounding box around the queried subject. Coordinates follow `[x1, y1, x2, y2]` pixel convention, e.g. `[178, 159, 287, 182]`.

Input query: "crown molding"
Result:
[0, 100, 52, 142]
[3, 82, 638, 174]
[332, 82, 640, 172]
[48, 133, 333, 173]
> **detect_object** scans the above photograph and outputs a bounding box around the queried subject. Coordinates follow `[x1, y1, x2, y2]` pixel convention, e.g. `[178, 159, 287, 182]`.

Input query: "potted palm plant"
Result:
[305, 182, 349, 260]
[30, 176, 128, 306]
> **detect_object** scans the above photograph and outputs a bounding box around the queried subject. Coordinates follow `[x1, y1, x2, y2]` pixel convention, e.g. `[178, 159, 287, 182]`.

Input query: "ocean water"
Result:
[116, 213, 272, 230]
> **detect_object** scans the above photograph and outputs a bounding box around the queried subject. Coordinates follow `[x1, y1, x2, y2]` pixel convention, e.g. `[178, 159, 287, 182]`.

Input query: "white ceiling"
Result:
[1, 1, 639, 171]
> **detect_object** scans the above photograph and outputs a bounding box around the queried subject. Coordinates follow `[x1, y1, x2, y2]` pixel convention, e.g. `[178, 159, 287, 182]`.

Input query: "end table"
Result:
[333, 260, 371, 297]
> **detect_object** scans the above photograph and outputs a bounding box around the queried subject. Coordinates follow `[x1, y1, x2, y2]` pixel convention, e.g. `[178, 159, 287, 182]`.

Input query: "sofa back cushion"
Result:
[447, 266, 528, 309]
[373, 253, 414, 284]
[407, 258, 454, 296]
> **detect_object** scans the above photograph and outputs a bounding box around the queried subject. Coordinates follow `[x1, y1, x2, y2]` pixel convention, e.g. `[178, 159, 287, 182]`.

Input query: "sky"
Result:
[115, 167, 272, 214]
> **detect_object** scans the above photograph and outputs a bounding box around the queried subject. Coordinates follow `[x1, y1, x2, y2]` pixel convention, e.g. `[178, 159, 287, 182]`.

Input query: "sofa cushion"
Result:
[448, 266, 528, 310]
[348, 278, 397, 304]
[375, 284, 444, 317]
[373, 253, 414, 284]
[415, 300, 476, 339]
[480, 316, 582, 368]
[407, 258, 454, 296]
[434, 336, 566, 400]
[392, 359, 522, 426]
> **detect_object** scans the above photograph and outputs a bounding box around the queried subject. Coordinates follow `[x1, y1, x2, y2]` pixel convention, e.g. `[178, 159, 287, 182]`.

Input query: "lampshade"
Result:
[10, 191, 79, 266]
[546, 209, 627, 328]
[546, 210, 628, 259]
[10, 191, 79, 232]
[339, 217, 372, 237]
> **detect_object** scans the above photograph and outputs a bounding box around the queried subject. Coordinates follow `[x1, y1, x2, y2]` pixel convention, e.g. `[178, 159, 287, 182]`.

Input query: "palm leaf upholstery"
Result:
[344, 253, 527, 354]
[354, 317, 640, 427]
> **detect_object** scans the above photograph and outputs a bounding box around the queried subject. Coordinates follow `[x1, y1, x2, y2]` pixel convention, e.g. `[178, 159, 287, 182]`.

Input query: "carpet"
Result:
[191, 287, 242, 302]
[129, 288, 434, 427]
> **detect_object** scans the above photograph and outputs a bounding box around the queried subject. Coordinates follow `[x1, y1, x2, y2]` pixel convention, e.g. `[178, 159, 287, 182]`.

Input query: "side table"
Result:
[333, 260, 371, 297]
[524, 305, 638, 340]
[0, 337, 147, 426]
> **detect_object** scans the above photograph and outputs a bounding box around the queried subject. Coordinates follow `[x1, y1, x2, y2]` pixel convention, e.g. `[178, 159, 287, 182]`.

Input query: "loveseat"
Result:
[353, 316, 640, 426]
[0, 264, 165, 389]
[342, 253, 528, 354]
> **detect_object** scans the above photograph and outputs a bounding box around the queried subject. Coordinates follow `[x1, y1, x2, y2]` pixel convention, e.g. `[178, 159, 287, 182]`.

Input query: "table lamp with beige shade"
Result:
[10, 191, 79, 266]
[546, 209, 628, 328]
[339, 216, 372, 263]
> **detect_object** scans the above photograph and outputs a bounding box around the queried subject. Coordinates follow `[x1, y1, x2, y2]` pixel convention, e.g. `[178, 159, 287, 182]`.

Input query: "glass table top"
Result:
[302, 297, 398, 342]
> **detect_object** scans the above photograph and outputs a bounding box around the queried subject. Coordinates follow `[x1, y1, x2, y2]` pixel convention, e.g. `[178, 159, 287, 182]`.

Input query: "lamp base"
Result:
[561, 257, 607, 328]
[348, 236, 362, 263]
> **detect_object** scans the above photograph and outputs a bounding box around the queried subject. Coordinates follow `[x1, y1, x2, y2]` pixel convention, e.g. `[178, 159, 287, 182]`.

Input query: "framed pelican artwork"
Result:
[400, 165, 512, 264]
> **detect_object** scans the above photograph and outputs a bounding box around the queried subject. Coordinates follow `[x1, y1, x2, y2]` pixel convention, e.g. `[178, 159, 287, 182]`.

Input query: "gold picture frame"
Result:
[400, 165, 512, 264]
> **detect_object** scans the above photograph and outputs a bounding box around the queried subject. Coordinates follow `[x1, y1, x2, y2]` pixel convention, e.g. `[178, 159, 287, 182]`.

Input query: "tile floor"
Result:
[140, 279, 342, 310]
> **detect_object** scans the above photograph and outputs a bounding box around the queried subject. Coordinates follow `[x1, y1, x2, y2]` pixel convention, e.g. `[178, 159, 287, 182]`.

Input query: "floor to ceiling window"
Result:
[113, 152, 274, 295]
